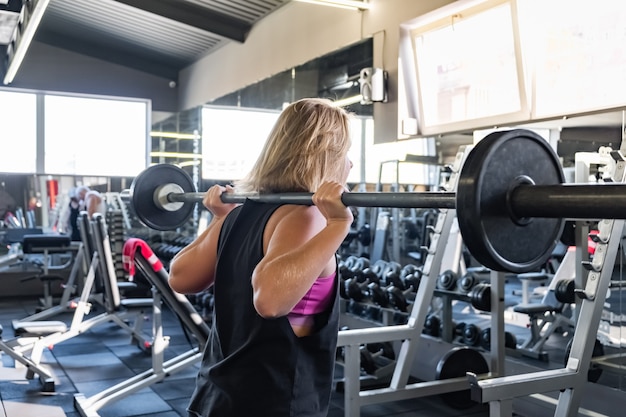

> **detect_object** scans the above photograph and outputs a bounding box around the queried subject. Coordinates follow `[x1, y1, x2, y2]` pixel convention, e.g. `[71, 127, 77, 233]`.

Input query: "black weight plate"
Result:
[436, 347, 489, 409]
[457, 129, 565, 273]
[564, 338, 604, 383]
[130, 164, 196, 231]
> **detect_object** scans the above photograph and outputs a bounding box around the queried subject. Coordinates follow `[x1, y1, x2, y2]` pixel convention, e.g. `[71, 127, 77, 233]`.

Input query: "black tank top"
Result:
[187, 200, 339, 417]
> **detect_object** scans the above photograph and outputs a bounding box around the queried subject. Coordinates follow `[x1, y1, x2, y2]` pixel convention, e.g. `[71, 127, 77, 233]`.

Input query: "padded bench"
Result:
[0, 323, 63, 391]
[12, 320, 68, 338]
[21, 234, 74, 309]
[515, 271, 551, 304]
[22, 234, 71, 253]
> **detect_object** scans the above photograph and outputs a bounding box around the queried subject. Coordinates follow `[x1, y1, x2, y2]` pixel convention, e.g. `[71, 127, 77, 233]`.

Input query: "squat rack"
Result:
[338, 146, 626, 417]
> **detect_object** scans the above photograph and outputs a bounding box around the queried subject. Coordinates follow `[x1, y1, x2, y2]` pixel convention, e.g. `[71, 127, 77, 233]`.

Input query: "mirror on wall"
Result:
[210, 38, 374, 116]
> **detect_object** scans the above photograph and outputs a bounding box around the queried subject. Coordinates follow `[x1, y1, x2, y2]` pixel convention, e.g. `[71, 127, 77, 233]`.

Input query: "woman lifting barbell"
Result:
[168, 97, 354, 417]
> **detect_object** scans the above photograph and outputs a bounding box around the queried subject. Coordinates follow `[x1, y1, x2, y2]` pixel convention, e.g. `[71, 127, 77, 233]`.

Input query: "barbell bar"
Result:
[130, 129, 625, 273]
[159, 179, 626, 219]
[163, 189, 457, 209]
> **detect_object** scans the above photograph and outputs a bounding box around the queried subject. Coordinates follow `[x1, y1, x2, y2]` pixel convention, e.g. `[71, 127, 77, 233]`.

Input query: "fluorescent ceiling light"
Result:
[3, 0, 50, 85]
[294, 0, 370, 11]
[178, 160, 202, 168]
[150, 131, 199, 140]
[332, 94, 363, 107]
[150, 151, 201, 159]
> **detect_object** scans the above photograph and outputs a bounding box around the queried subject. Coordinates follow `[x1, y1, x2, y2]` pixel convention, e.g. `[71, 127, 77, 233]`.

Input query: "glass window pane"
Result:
[202, 107, 280, 180]
[0, 90, 37, 173]
[412, 1, 525, 133]
[44, 95, 148, 176]
[521, 0, 626, 117]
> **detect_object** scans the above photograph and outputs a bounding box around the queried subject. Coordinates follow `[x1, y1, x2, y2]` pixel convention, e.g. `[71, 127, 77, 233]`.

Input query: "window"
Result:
[520, 0, 626, 117]
[202, 107, 280, 180]
[0, 90, 37, 173]
[407, 0, 528, 135]
[44, 94, 149, 176]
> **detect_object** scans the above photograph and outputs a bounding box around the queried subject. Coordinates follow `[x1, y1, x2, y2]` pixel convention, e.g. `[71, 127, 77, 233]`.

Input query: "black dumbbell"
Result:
[457, 271, 480, 293]
[344, 268, 378, 301]
[367, 342, 395, 360]
[356, 224, 371, 246]
[369, 259, 388, 278]
[402, 269, 422, 292]
[379, 261, 402, 287]
[462, 323, 481, 346]
[437, 270, 458, 291]
[359, 342, 396, 374]
[400, 263, 420, 279]
[386, 271, 422, 312]
[468, 282, 491, 312]
[342, 255, 359, 270]
[338, 259, 360, 300]
[555, 278, 575, 304]
[349, 257, 371, 282]
[480, 327, 517, 350]
[339, 255, 369, 279]
[384, 263, 421, 290]
[345, 269, 389, 307]
[423, 314, 441, 337]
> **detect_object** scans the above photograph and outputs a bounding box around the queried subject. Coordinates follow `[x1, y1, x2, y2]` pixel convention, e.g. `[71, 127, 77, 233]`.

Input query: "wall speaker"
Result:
[359, 67, 388, 104]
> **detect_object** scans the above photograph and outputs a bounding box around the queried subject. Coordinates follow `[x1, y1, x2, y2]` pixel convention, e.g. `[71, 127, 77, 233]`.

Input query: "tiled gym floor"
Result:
[0, 288, 625, 417]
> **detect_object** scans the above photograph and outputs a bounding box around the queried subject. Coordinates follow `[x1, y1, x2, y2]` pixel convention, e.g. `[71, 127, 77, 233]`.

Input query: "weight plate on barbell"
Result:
[130, 164, 197, 231]
[457, 129, 565, 273]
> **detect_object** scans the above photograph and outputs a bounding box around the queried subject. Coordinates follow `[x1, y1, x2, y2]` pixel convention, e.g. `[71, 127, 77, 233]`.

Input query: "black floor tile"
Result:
[149, 377, 196, 401]
[96, 391, 174, 417]
[2, 294, 626, 417]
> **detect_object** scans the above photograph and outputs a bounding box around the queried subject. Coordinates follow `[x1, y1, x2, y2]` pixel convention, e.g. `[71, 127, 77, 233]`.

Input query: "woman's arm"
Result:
[252, 182, 352, 318]
[168, 185, 238, 294]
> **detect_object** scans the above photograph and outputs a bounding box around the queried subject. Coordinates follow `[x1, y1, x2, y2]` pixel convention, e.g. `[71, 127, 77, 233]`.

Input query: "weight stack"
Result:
[106, 210, 126, 280]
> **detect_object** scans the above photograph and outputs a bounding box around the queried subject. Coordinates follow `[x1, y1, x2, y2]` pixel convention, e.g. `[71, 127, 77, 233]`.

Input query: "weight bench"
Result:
[8, 213, 154, 389]
[20, 233, 75, 309]
[512, 247, 577, 361]
[513, 271, 551, 305]
[74, 238, 210, 417]
[0, 322, 63, 392]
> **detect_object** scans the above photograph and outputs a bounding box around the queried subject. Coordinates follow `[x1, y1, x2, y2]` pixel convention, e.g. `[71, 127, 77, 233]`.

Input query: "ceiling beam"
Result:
[111, 0, 251, 42]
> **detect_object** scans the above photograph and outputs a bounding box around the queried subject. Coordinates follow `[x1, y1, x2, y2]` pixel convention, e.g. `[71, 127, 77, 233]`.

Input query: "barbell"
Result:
[129, 129, 626, 273]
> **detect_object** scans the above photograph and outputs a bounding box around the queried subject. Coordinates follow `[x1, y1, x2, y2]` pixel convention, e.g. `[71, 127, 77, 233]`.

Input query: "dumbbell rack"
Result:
[432, 280, 492, 344]
[337, 144, 512, 416]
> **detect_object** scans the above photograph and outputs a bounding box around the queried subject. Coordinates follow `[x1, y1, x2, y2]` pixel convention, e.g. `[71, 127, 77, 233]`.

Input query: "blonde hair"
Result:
[236, 98, 352, 193]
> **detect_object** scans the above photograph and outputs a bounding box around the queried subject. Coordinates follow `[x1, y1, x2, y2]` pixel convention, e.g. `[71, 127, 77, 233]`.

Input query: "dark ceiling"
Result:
[1, 0, 291, 80]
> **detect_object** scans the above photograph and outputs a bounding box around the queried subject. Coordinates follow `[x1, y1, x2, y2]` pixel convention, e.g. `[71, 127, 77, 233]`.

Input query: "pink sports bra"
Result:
[287, 272, 336, 328]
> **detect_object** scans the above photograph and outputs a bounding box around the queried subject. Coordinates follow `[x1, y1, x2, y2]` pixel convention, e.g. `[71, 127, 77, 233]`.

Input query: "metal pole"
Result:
[511, 183, 626, 219]
[167, 182, 626, 219]
[167, 191, 458, 209]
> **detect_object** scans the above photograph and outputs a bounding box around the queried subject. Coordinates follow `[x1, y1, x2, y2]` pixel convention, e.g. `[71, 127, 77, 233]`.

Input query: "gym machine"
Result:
[4, 213, 154, 391]
[127, 129, 626, 417]
[74, 238, 209, 417]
